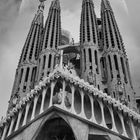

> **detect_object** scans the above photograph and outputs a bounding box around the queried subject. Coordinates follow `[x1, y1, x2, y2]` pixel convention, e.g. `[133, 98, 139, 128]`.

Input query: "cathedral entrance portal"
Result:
[35, 118, 75, 140]
[88, 134, 110, 140]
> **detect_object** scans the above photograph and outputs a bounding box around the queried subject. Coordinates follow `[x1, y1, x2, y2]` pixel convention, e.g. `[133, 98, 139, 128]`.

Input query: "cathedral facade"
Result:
[0, 0, 140, 140]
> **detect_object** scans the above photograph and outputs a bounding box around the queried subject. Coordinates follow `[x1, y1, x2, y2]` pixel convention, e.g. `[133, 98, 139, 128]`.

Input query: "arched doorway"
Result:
[88, 134, 110, 140]
[35, 118, 75, 140]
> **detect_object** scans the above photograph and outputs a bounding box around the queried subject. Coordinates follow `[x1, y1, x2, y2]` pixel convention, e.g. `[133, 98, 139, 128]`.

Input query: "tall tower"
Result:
[8, 1, 44, 111]
[37, 0, 61, 81]
[80, 0, 102, 89]
[101, 0, 135, 108]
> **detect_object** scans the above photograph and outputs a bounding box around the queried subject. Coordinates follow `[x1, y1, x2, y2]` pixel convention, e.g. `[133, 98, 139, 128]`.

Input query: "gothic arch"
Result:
[113, 110, 123, 134]
[83, 49, 86, 71]
[42, 55, 46, 70]
[48, 54, 52, 69]
[88, 48, 92, 63]
[94, 50, 99, 73]
[94, 99, 102, 124]
[103, 105, 112, 129]
[65, 84, 72, 109]
[84, 94, 92, 119]
[123, 115, 134, 139]
[53, 80, 63, 96]
[19, 68, 24, 85]
[25, 67, 30, 82]
[52, 80, 63, 105]
[74, 89, 82, 114]
[32, 114, 76, 140]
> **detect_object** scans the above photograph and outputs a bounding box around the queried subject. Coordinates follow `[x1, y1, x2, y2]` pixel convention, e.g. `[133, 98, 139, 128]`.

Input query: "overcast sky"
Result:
[0, 0, 140, 118]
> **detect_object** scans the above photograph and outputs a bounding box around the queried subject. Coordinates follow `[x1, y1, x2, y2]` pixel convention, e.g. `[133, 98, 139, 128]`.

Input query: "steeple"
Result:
[101, 0, 125, 53]
[37, 0, 61, 81]
[19, 1, 44, 64]
[100, 0, 135, 108]
[33, 1, 45, 25]
[21, 1, 44, 63]
[8, 1, 44, 112]
[80, 0, 99, 45]
[40, 0, 61, 50]
[80, 0, 102, 89]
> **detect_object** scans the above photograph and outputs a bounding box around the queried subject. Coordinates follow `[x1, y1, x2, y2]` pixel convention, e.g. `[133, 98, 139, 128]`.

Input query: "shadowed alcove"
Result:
[88, 134, 111, 140]
[35, 118, 75, 140]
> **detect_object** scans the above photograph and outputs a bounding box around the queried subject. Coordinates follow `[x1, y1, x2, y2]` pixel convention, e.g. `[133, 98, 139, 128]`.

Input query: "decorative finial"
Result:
[38, 0, 46, 11]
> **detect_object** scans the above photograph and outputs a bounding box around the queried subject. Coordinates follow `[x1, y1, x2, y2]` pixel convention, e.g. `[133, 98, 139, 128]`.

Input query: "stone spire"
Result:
[37, 0, 61, 81]
[101, 0, 126, 53]
[33, 1, 45, 25]
[8, 1, 44, 112]
[19, 1, 44, 63]
[101, 0, 135, 109]
[80, 0, 102, 89]
[80, 0, 99, 45]
[41, 0, 61, 50]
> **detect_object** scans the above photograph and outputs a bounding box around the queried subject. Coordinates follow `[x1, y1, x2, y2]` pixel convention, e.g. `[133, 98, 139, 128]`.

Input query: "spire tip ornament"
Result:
[38, 0, 46, 11]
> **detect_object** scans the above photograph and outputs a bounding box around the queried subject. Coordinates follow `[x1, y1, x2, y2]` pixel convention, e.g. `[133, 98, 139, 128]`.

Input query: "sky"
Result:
[0, 0, 140, 118]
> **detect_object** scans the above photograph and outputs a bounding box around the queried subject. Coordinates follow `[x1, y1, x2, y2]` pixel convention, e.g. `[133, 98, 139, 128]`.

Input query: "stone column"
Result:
[1, 124, 8, 140]
[15, 110, 22, 131]
[61, 80, 66, 108]
[80, 90, 85, 117]
[99, 101, 107, 128]
[130, 119, 137, 140]
[40, 88, 47, 114]
[31, 95, 39, 120]
[71, 85, 75, 113]
[22, 102, 30, 126]
[108, 106, 118, 132]
[49, 82, 55, 107]
[118, 113, 128, 137]
[60, 50, 63, 68]
[90, 97, 96, 123]
[7, 117, 15, 136]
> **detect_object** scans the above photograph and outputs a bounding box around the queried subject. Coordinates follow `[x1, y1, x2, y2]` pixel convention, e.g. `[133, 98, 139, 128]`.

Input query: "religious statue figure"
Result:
[87, 71, 94, 85]
[52, 89, 63, 105]
[117, 78, 124, 95]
